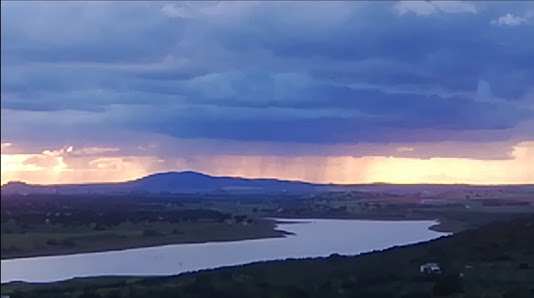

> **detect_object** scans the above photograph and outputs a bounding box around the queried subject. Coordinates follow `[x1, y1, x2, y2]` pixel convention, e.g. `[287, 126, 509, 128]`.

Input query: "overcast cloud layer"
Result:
[1, 1, 534, 159]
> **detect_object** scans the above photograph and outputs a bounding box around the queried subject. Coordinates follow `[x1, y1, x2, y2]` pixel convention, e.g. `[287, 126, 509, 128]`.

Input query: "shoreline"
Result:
[1, 217, 451, 261]
[1, 218, 446, 285]
[3, 215, 532, 297]
[0, 216, 452, 261]
[1, 220, 289, 261]
[1, 230, 292, 261]
[272, 214, 458, 232]
[4, 209, 521, 260]
[1, 231, 290, 261]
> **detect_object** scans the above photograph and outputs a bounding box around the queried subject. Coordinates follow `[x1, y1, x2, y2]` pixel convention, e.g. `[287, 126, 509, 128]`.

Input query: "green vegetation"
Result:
[1, 194, 286, 259]
[2, 189, 533, 259]
[3, 215, 533, 298]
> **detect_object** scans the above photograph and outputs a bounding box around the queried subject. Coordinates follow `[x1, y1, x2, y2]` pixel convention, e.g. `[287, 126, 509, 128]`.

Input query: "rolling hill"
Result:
[2, 171, 533, 196]
[0, 171, 327, 195]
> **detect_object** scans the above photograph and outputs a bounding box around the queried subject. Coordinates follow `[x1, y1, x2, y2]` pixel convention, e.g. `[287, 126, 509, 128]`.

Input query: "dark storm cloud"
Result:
[1, 1, 533, 145]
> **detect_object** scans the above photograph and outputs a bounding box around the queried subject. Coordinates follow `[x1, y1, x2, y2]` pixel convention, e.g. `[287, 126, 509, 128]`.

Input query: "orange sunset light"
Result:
[1, 142, 533, 186]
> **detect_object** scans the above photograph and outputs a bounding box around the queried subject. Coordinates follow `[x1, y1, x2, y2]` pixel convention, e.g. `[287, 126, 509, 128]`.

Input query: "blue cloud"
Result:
[1, 1, 533, 146]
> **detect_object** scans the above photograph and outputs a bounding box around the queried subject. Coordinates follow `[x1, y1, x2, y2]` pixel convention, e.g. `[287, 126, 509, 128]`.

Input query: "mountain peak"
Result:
[139, 171, 212, 180]
[1, 171, 322, 195]
[2, 181, 28, 187]
[176, 171, 211, 177]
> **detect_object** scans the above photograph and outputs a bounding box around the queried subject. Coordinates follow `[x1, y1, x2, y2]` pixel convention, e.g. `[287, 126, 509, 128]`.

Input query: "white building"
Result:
[420, 263, 441, 274]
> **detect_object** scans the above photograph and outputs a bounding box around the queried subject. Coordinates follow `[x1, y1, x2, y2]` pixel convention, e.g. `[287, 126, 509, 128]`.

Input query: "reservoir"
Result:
[1, 218, 447, 283]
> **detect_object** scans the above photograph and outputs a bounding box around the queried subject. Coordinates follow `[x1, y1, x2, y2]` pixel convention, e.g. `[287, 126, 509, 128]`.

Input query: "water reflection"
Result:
[1, 219, 446, 283]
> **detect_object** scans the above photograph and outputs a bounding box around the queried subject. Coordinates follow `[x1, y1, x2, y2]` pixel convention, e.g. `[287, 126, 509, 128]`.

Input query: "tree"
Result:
[79, 289, 102, 298]
[432, 275, 463, 296]
[142, 229, 161, 237]
[46, 239, 58, 246]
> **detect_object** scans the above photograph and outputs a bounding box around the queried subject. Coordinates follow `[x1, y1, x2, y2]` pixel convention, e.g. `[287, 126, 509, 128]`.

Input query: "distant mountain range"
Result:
[1, 171, 328, 195]
[2, 171, 533, 196]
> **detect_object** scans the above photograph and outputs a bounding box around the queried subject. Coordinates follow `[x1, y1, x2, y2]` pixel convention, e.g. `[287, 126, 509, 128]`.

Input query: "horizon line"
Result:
[2, 170, 533, 188]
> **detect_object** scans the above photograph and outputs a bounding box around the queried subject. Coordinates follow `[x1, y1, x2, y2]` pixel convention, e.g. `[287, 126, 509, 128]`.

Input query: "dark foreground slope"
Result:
[3, 215, 534, 298]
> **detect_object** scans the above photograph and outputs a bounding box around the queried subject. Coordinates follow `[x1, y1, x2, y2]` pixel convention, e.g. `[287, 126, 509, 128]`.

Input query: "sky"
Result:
[1, 1, 533, 185]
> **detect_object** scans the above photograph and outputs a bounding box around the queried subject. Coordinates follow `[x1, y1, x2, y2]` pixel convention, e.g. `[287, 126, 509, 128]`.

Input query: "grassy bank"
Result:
[1, 219, 286, 260]
[265, 208, 528, 234]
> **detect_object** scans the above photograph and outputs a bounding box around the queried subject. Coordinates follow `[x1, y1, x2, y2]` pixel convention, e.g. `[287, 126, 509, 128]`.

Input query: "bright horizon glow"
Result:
[2, 141, 533, 186]
[2, 2, 533, 186]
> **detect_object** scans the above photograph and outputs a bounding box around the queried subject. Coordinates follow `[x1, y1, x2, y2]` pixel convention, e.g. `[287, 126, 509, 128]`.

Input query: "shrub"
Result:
[142, 229, 161, 237]
[234, 215, 247, 223]
[62, 239, 76, 246]
[94, 224, 107, 231]
[79, 290, 102, 298]
[3, 227, 14, 234]
[432, 275, 463, 296]
[171, 228, 183, 235]
[46, 239, 58, 246]
[104, 290, 121, 298]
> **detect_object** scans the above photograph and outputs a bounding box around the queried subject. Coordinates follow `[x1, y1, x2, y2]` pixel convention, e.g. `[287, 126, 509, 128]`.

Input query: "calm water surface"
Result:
[1, 219, 447, 283]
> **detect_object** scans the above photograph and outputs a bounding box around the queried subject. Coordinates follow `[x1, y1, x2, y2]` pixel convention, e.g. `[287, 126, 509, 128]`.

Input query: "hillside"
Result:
[2, 171, 533, 196]
[3, 215, 533, 298]
[0, 171, 324, 195]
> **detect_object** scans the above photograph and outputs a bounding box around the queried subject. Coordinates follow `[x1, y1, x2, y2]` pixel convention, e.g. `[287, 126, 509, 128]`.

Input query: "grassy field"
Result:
[1, 194, 292, 259]
[3, 215, 533, 298]
[1, 219, 285, 260]
[2, 191, 532, 259]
